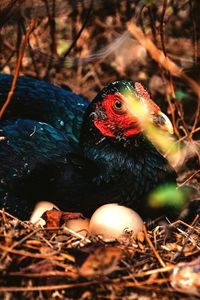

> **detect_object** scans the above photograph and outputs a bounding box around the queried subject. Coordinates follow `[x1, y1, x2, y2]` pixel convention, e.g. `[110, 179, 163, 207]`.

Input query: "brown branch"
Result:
[127, 22, 200, 93]
[178, 170, 200, 188]
[127, 22, 200, 138]
[56, 0, 93, 72]
[159, 0, 181, 138]
[189, 0, 198, 66]
[0, 18, 37, 119]
[147, 5, 181, 138]
[143, 224, 166, 268]
[7, 271, 79, 279]
[0, 281, 96, 293]
[44, 0, 57, 80]
[160, 0, 176, 101]
[0, 243, 74, 262]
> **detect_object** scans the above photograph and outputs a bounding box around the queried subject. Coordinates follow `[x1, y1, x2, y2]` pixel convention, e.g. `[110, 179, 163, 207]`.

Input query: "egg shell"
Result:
[30, 201, 59, 226]
[66, 218, 90, 237]
[89, 203, 143, 241]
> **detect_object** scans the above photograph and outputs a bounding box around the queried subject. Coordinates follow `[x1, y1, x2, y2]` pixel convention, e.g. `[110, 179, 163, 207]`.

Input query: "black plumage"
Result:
[0, 74, 177, 220]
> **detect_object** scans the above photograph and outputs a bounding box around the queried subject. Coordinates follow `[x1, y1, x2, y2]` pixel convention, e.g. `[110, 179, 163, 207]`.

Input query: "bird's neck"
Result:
[80, 121, 170, 184]
[80, 120, 177, 219]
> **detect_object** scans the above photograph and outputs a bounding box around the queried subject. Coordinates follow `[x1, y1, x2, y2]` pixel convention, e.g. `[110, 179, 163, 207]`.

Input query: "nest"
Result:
[0, 210, 199, 300]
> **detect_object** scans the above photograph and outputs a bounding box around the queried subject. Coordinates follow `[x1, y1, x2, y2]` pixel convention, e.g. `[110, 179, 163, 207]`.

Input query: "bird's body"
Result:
[0, 74, 88, 144]
[0, 74, 177, 220]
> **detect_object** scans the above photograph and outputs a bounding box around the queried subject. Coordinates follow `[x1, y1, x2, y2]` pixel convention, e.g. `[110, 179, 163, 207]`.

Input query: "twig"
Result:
[0, 227, 41, 261]
[143, 224, 166, 268]
[0, 243, 75, 262]
[178, 170, 200, 188]
[127, 21, 200, 138]
[0, 0, 19, 28]
[63, 0, 93, 59]
[189, 0, 198, 66]
[7, 271, 78, 279]
[44, 0, 57, 79]
[159, 0, 180, 138]
[0, 281, 96, 293]
[0, 18, 37, 118]
[63, 226, 91, 243]
[0, 210, 31, 228]
[147, 5, 181, 138]
[56, 0, 93, 72]
[127, 22, 200, 97]
[188, 88, 200, 138]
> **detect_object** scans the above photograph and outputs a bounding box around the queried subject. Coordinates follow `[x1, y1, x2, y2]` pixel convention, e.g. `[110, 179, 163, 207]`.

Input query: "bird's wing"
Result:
[0, 118, 89, 180]
[0, 74, 89, 143]
[0, 119, 87, 218]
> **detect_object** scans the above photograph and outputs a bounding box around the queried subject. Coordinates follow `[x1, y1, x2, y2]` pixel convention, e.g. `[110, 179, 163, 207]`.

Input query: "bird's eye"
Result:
[115, 100, 122, 109]
[113, 99, 126, 114]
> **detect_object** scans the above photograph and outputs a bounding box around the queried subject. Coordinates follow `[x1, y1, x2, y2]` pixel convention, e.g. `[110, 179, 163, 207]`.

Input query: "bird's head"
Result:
[81, 81, 173, 145]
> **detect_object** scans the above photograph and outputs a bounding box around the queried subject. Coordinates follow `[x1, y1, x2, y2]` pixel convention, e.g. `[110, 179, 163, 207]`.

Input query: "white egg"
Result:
[89, 203, 143, 241]
[30, 201, 59, 226]
[66, 218, 90, 237]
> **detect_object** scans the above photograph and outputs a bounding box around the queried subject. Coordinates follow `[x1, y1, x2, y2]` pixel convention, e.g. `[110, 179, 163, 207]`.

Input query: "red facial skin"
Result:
[134, 82, 160, 113]
[94, 94, 141, 137]
[94, 83, 161, 138]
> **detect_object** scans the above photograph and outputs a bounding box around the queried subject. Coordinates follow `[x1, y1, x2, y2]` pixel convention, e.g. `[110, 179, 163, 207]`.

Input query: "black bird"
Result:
[0, 74, 177, 220]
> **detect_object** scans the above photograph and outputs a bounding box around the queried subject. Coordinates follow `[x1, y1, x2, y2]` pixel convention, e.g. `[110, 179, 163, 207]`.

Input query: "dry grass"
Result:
[0, 210, 199, 299]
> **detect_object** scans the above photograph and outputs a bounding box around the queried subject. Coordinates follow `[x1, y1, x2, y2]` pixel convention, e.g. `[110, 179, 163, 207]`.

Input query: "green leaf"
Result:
[57, 40, 70, 56]
[148, 184, 187, 210]
[175, 90, 186, 101]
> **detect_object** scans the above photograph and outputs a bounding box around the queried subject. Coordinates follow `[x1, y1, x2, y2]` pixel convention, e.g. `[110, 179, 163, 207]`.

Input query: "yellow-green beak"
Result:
[154, 111, 174, 135]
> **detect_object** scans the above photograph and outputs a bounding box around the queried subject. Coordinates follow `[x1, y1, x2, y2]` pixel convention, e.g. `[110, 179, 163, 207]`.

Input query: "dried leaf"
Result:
[43, 209, 84, 228]
[79, 247, 122, 278]
[170, 258, 200, 296]
[43, 209, 63, 228]
[20, 259, 54, 274]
